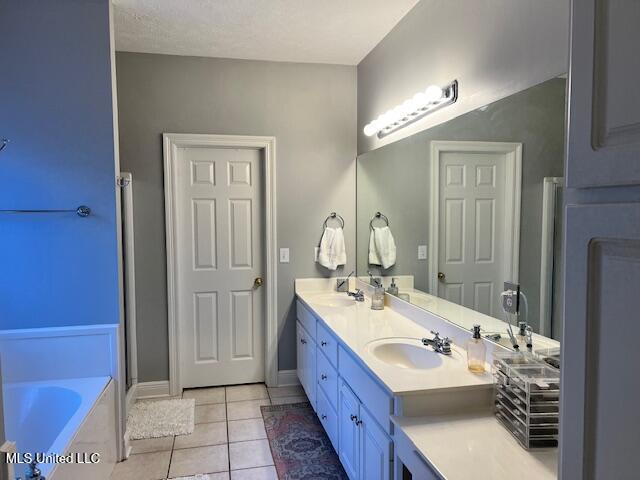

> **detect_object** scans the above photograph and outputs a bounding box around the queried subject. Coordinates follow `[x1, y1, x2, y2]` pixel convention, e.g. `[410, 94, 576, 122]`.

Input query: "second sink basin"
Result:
[311, 293, 357, 308]
[366, 337, 461, 370]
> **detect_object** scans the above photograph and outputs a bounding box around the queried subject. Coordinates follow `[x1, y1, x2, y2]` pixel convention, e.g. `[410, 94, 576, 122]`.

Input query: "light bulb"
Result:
[382, 109, 396, 125]
[392, 105, 407, 122]
[363, 122, 378, 137]
[425, 85, 444, 103]
[402, 99, 417, 115]
[412, 92, 429, 109]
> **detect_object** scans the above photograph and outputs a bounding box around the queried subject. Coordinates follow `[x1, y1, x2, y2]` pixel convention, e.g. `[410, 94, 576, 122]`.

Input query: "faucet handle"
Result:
[26, 461, 42, 480]
[430, 330, 441, 340]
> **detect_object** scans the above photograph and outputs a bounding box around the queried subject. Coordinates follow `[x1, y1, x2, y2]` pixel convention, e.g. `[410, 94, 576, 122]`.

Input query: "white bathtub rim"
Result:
[5, 376, 111, 478]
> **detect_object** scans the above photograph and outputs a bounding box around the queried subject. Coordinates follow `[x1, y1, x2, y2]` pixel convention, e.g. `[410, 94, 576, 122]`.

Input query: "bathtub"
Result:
[0, 324, 121, 478]
[3, 376, 117, 480]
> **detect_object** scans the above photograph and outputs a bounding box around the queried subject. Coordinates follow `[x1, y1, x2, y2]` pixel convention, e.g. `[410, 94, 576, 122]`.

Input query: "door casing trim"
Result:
[163, 133, 278, 395]
[429, 140, 522, 300]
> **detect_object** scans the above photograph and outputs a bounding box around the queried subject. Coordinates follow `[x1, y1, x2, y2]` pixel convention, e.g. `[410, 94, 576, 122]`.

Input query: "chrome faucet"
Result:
[347, 289, 365, 302]
[422, 331, 452, 355]
[24, 461, 45, 480]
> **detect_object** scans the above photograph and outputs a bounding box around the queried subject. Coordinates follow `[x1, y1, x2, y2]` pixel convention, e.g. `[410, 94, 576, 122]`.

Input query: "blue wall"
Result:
[0, 0, 120, 329]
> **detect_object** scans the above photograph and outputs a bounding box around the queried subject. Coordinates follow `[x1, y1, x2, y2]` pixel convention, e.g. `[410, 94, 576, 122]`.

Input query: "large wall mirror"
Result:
[357, 77, 566, 350]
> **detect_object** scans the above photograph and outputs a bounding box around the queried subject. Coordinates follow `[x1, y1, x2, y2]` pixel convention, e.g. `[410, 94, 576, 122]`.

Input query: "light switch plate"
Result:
[418, 245, 428, 260]
[279, 248, 290, 263]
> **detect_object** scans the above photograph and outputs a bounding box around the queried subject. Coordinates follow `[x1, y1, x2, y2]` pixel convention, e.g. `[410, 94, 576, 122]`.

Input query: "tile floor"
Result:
[111, 383, 307, 480]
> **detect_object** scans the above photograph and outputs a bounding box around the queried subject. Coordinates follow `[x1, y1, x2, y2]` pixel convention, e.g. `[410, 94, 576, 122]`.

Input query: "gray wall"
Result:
[0, 0, 121, 329]
[357, 78, 566, 333]
[357, 0, 569, 153]
[116, 53, 356, 382]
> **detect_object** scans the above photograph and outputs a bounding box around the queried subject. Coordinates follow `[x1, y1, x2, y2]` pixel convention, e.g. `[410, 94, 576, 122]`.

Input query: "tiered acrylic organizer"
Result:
[492, 351, 560, 449]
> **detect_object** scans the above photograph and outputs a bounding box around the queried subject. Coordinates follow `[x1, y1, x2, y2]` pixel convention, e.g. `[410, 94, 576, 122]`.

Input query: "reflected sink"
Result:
[311, 294, 357, 308]
[366, 337, 459, 370]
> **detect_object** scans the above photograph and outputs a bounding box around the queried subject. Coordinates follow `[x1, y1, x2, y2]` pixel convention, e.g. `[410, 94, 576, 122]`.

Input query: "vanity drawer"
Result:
[316, 321, 338, 367]
[296, 300, 317, 341]
[316, 386, 339, 451]
[394, 427, 442, 479]
[316, 348, 338, 410]
[338, 345, 393, 434]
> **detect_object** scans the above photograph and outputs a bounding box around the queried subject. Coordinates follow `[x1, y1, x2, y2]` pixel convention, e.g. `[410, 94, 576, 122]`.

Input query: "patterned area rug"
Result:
[261, 402, 348, 479]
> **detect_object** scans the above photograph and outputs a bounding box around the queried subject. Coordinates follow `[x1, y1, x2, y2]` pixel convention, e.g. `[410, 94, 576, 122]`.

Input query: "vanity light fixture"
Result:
[363, 80, 458, 139]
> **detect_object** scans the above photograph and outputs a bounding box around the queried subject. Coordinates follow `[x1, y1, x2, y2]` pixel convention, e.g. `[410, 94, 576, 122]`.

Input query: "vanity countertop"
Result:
[295, 282, 494, 396]
[392, 412, 558, 479]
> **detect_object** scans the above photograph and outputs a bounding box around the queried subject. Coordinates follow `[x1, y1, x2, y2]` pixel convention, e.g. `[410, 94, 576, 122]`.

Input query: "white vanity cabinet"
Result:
[296, 300, 393, 480]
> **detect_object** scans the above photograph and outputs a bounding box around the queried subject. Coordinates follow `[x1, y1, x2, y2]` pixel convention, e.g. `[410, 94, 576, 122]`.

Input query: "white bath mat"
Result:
[172, 476, 213, 480]
[127, 398, 195, 439]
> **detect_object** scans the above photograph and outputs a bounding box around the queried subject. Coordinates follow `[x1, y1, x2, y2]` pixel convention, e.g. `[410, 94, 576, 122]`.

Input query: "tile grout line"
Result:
[166, 435, 176, 480]
[225, 387, 232, 475]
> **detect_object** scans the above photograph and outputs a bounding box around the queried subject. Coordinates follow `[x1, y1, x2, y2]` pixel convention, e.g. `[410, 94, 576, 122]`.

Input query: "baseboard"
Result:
[136, 380, 171, 399]
[277, 369, 300, 387]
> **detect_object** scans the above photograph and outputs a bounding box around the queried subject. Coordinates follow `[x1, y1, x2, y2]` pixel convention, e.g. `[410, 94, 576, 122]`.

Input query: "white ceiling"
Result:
[113, 0, 420, 65]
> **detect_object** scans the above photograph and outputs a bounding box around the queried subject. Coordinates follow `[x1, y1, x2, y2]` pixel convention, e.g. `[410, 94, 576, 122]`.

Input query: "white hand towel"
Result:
[368, 229, 382, 266]
[370, 226, 396, 269]
[318, 227, 347, 271]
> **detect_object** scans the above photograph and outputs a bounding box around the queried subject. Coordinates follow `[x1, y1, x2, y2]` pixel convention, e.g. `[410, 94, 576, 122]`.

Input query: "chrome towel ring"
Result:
[369, 211, 390, 230]
[323, 212, 345, 229]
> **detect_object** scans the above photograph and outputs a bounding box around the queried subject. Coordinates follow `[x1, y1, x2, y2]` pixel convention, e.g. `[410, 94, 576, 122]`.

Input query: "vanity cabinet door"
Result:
[296, 321, 305, 387]
[305, 338, 317, 410]
[338, 380, 360, 480]
[359, 408, 392, 480]
[296, 321, 316, 410]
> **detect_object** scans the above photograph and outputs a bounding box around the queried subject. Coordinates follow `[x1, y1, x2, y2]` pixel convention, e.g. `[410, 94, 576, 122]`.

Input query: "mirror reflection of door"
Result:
[432, 141, 522, 318]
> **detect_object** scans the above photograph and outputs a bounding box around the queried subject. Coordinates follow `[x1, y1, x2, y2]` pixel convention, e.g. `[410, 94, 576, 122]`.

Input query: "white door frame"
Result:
[429, 141, 522, 296]
[539, 176, 563, 337]
[163, 133, 278, 395]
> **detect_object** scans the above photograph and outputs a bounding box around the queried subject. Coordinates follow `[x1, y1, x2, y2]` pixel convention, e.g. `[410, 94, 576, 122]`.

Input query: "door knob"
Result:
[254, 277, 264, 288]
[437, 272, 446, 280]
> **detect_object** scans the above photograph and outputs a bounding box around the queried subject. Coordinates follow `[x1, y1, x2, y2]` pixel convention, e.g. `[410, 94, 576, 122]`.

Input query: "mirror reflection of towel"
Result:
[369, 226, 396, 269]
[318, 227, 347, 271]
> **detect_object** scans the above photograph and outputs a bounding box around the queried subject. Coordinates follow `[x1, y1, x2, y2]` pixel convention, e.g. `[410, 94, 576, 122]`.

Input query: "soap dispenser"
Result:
[370, 277, 385, 310]
[387, 278, 399, 296]
[466, 324, 486, 373]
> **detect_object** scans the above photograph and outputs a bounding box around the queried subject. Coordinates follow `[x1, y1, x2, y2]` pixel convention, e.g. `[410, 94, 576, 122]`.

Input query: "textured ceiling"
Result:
[113, 0, 420, 65]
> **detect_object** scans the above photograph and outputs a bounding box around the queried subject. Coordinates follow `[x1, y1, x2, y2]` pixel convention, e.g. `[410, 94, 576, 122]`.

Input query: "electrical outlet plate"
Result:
[502, 281, 520, 314]
[279, 248, 290, 263]
[418, 245, 428, 260]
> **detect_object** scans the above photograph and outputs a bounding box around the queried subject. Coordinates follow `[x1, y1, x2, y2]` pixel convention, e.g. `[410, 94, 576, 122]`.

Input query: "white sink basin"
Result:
[366, 337, 460, 370]
[311, 293, 357, 308]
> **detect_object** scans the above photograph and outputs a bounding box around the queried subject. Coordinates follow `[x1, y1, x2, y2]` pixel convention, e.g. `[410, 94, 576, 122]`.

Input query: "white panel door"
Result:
[435, 143, 520, 317]
[175, 146, 264, 387]
[561, 1, 640, 478]
[565, 0, 640, 187]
